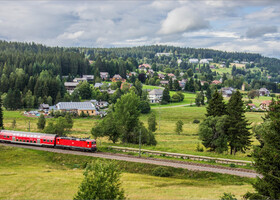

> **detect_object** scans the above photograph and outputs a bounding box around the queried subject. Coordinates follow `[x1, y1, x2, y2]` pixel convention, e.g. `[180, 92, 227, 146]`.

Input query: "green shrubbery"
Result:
[152, 167, 173, 177]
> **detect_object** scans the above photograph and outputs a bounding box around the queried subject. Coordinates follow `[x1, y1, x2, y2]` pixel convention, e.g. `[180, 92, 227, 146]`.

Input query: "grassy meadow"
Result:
[0, 145, 255, 199]
[3, 101, 266, 161]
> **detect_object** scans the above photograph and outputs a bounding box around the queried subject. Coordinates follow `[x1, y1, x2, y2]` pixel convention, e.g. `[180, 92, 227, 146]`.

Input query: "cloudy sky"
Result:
[0, 0, 280, 58]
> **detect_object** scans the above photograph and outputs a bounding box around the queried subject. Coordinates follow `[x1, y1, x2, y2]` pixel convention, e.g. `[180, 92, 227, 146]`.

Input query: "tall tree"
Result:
[245, 98, 280, 199]
[148, 113, 157, 132]
[226, 90, 251, 155]
[206, 87, 212, 103]
[206, 90, 226, 117]
[37, 114, 46, 130]
[161, 86, 170, 104]
[199, 116, 228, 153]
[168, 78, 173, 90]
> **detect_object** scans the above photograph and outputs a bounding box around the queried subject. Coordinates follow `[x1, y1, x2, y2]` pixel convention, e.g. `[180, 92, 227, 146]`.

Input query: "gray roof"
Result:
[94, 83, 103, 88]
[259, 88, 269, 91]
[56, 102, 96, 111]
[64, 82, 79, 87]
[149, 89, 163, 95]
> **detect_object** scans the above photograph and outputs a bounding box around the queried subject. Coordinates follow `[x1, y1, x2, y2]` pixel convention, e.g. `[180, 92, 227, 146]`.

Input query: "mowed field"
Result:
[3, 100, 266, 161]
[0, 145, 255, 199]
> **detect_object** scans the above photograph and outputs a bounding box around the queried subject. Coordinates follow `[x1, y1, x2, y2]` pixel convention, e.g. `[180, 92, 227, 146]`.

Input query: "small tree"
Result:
[195, 93, 202, 106]
[65, 113, 74, 130]
[74, 161, 125, 200]
[175, 120, 184, 135]
[161, 86, 170, 104]
[37, 114, 46, 130]
[148, 113, 157, 132]
[206, 90, 226, 117]
[12, 119, 16, 130]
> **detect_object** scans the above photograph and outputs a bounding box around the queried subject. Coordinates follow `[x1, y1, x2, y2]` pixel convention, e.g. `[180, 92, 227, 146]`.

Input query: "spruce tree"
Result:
[161, 86, 170, 104]
[0, 96, 4, 129]
[188, 78, 195, 92]
[206, 90, 226, 117]
[200, 90, 205, 105]
[168, 79, 173, 91]
[206, 87, 212, 103]
[245, 98, 280, 199]
[226, 90, 251, 155]
[148, 113, 157, 132]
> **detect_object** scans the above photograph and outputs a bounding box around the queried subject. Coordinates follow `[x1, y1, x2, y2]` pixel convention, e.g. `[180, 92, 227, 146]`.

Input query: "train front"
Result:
[90, 139, 97, 152]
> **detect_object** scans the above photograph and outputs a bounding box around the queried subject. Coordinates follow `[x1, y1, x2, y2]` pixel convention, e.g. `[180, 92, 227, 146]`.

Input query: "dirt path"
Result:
[0, 143, 260, 178]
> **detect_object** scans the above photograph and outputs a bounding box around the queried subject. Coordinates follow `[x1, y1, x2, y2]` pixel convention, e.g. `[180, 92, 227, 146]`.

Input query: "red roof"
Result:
[138, 64, 151, 69]
[260, 100, 272, 105]
[211, 80, 222, 85]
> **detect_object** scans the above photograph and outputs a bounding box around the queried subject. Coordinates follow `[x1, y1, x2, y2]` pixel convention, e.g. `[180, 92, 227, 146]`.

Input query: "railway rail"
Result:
[0, 143, 261, 178]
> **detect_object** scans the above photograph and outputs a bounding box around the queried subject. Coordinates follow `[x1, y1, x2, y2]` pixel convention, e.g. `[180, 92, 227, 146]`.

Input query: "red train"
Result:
[0, 130, 97, 152]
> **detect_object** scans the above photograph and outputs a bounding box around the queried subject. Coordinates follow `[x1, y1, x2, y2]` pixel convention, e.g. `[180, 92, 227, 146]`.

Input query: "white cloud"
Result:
[158, 6, 210, 35]
[58, 31, 84, 40]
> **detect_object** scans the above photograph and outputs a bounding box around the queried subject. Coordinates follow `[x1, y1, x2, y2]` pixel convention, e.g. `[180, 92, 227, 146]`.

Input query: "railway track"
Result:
[0, 143, 261, 178]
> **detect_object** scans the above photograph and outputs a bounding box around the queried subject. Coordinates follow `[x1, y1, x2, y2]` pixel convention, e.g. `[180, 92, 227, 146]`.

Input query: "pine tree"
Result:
[148, 113, 157, 132]
[206, 90, 226, 117]
[195, 93, 202, 107]
[200, 90, 205, 105]
[37, 114, 46, 130]
[161, 86, 170, 104]
[0, 96, 3, 129]
[173, 80, 180, 91]
[206, 87, 212, 103]
[226, 90, 251, 155]
[245, 98, 280, 199]
[188, 78, 195, 92]
[168, 78, 173, 90]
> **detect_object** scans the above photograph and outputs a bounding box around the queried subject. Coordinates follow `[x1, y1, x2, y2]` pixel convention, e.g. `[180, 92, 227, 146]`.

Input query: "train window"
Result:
[4, 135, 6, 138]
[7, 136, 10, 138]
[47, 140, 49, 142]
[23, 140, 25, 142]
[16, 139, 18, 141]
[87, 142, 89, 144]
[93, 141, 96, 144]
[50, 140, 53, 143]
[43, 139, 46, 142]
[34, 141, 36, 143]
[20, 140, 22, 142]
[27, 140, 29, 143]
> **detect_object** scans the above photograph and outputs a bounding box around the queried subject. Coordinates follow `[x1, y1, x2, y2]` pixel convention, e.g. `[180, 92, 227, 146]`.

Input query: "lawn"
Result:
[3, 104, 265, 161]
[0, 145, 255, 199]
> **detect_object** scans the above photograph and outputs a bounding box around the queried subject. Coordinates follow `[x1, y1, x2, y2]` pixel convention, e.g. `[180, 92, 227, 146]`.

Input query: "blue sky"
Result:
[0, 0, 279, 58]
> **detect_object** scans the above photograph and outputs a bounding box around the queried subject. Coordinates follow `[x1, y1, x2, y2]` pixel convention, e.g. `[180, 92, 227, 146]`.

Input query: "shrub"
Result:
[193, 119, 200, 124]
[152, 167, 173, 177]
[220, 192, 237, 200]
[196, 143, 204, 152]
[229, 163, 236, 168]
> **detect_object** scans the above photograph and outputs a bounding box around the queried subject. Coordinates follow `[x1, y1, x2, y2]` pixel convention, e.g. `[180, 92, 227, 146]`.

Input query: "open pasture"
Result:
[0, 146, 254, 199]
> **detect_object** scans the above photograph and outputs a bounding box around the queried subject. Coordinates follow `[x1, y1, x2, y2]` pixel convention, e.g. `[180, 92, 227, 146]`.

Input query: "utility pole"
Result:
[158, 102, 160, 130]
[28, 120, 30, 132]
[139, 129, 141, 157]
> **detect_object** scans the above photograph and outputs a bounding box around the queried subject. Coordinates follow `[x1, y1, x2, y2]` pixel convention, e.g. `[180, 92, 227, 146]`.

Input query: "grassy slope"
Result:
[0, 145, 254, 199]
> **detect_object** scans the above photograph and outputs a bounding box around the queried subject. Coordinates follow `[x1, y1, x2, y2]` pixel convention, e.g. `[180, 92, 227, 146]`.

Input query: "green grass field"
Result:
[0, 145, 255, 199]
[3, 103, 265, 161]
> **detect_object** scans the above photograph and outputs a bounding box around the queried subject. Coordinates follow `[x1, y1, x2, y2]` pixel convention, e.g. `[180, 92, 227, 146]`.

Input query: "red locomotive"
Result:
[0, 130, 97, 152]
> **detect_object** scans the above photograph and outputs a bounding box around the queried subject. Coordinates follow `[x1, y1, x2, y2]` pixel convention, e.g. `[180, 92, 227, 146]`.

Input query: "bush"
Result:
[229, 163, 236, 168]
[196, 143, 204, 152]
[220, 192, 237, 200]
[152, 167, 173, 177]
[193, 119, 200, 124]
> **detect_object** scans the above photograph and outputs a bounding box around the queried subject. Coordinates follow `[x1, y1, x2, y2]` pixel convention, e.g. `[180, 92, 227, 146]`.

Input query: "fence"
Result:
[108, 146, 253, 166]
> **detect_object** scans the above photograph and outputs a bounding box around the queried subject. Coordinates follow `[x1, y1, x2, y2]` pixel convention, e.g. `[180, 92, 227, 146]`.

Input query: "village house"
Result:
[158, 73, 165, 79]
[39, 103, 49, 111]
[211, 80, 222, 85]
[82, 75, 94, 82]
[160, 80, 169, 86]
[221, 87, 235, 97]
[100, 72, 109, 80]
[199, 59, 209, 64]
[167, 73, 176, 79]
[94, 82, 103, 88]
[210, 65, 215, 69]
[64, 82, 79, 94]
[260, 100, 272, 110]
[179, 80, 186, 88]
[111, 74, 124, 82]
[147, 69, 154, 76]
[56, 102, 97, 116]
[73, 77, 87, 83]
[138, 64, 151, 71]
[259, 88, 270, 96]
[200, 81, 208, 86]
[189, 58, 199, 64]
[148, 89, 163, 103]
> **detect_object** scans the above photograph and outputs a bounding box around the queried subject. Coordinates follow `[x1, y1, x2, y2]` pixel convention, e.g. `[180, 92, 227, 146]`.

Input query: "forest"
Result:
[0, 40, 279, 110]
